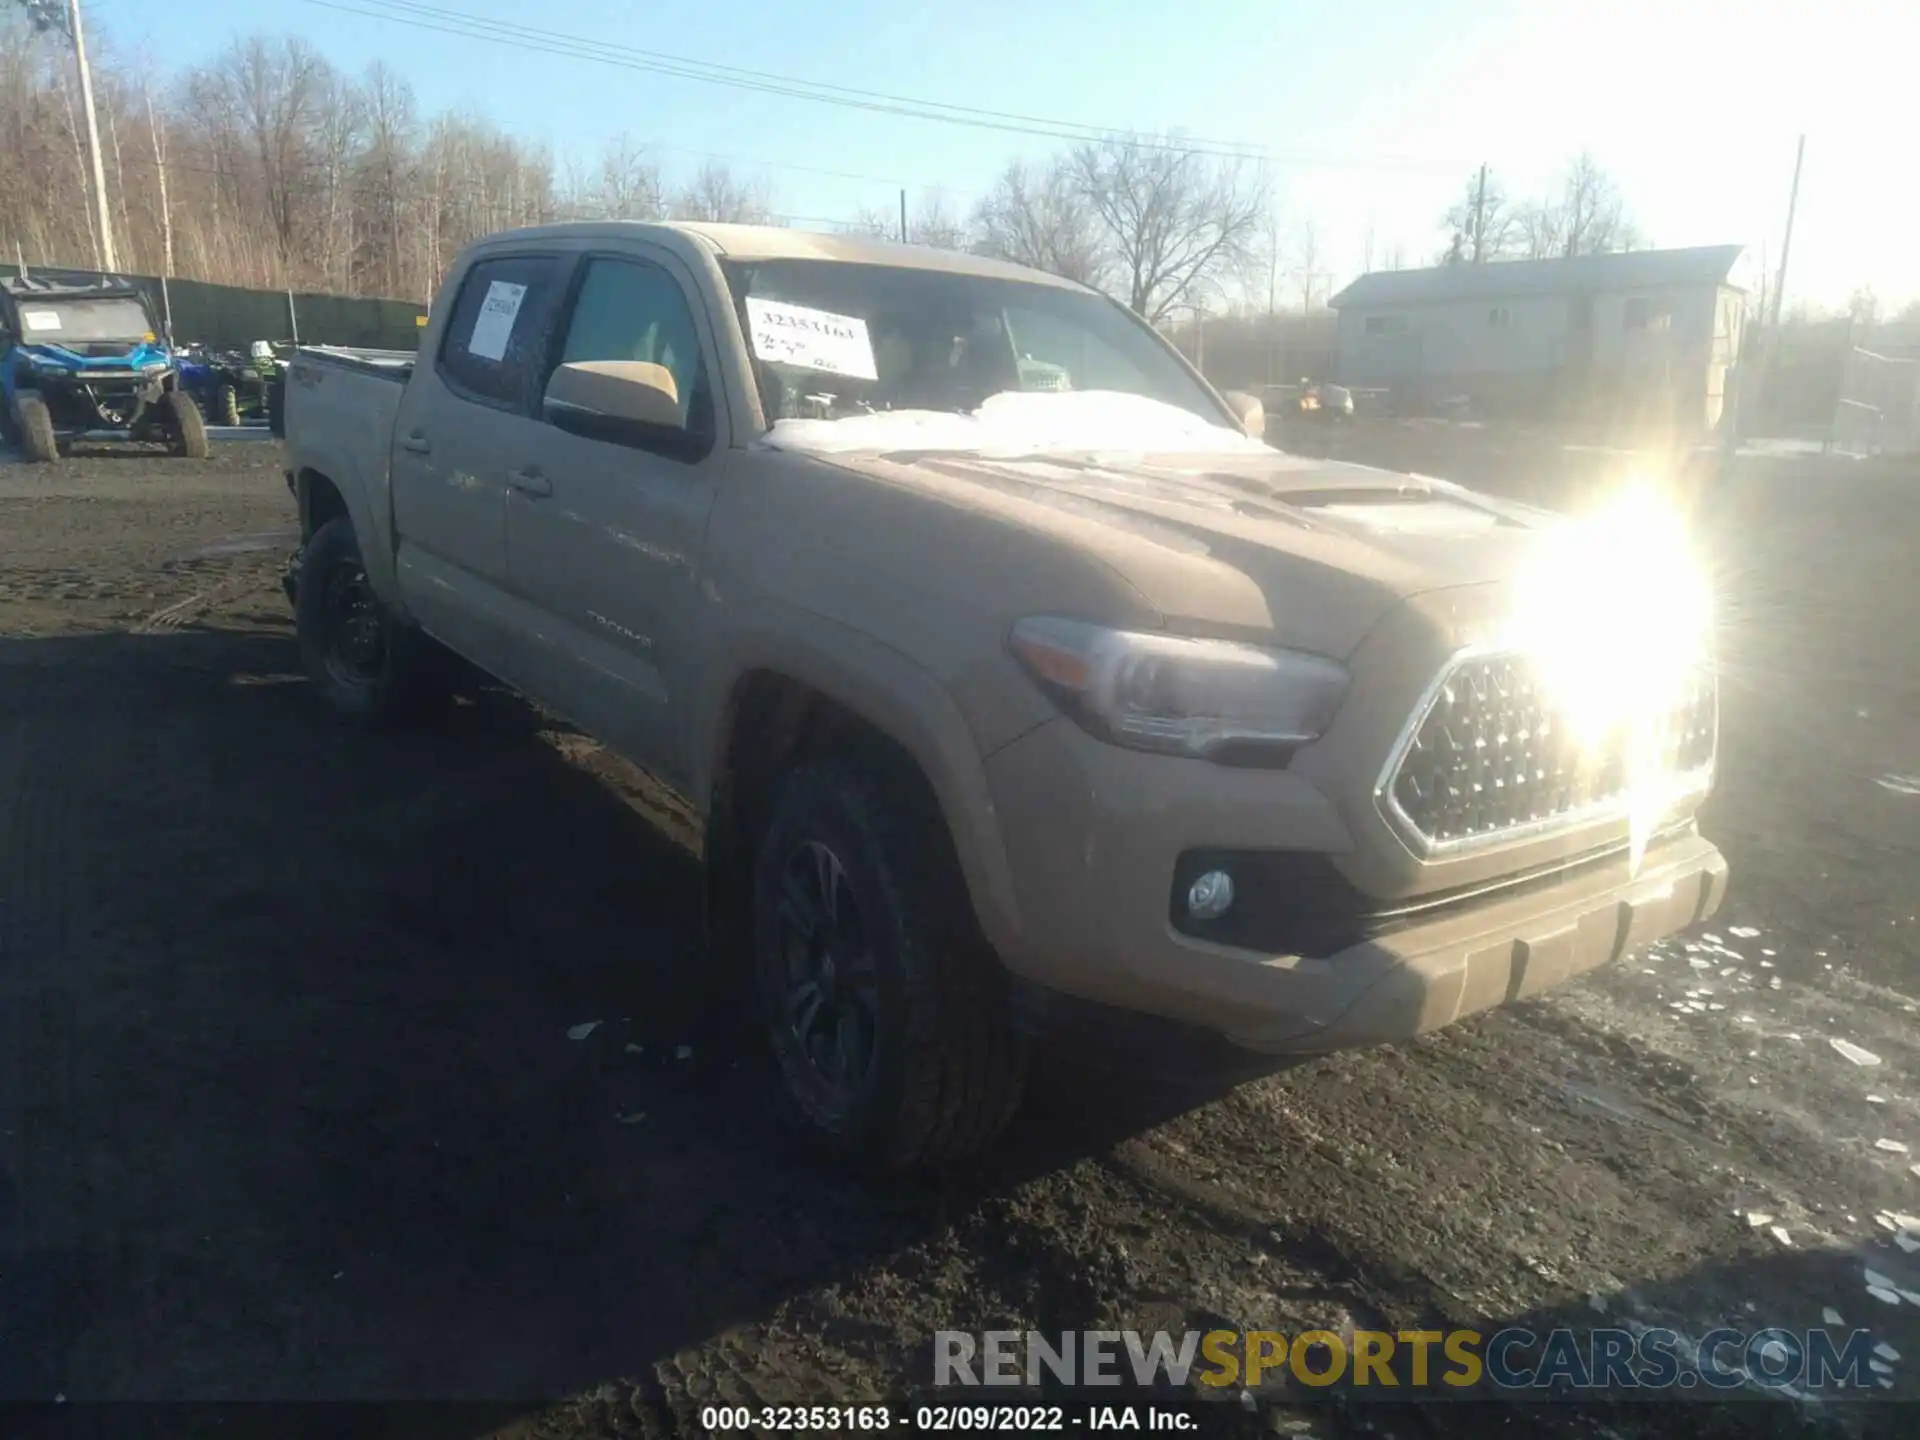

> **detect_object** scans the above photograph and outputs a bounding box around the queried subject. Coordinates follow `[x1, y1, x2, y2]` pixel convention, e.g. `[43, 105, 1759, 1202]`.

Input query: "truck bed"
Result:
[293, 345, 416, 382]
[282, 345, 414, 596]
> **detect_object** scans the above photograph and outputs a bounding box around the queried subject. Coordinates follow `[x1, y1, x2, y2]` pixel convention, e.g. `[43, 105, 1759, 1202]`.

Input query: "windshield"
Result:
[12, 295, 155, 345]
[720, 258, 1232, 432]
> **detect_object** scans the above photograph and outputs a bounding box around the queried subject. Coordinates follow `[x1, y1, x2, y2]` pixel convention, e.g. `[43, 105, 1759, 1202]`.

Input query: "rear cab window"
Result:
[436, 253, 567, 411]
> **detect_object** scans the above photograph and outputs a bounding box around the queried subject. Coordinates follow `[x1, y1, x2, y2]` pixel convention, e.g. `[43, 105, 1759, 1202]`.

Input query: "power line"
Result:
[293, 0, 1426, 171]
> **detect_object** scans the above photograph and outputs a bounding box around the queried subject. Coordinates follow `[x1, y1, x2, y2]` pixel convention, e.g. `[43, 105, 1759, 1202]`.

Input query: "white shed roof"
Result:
[1331, 245, 1744, 309]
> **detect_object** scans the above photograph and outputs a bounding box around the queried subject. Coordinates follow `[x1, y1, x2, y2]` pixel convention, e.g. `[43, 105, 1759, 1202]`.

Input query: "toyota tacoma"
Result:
[278, 222, 1726, 1166]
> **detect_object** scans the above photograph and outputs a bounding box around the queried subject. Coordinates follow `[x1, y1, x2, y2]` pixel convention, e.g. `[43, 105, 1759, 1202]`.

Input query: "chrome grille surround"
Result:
[1375, 646, 1718, 858]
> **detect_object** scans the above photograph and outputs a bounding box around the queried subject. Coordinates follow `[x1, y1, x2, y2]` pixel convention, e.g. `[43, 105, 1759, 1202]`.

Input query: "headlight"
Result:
[1510, 484, 1713, 747]
[1009, 616, 1349, 761]
[1509, 484, 1716, 872]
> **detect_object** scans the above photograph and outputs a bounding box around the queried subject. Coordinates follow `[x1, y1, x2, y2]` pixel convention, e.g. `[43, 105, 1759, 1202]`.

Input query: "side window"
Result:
[1003, 303, 1156, 395]
[552, 258, 711, 439]
[1623, 296, 1670, 332]
[437, 253, 565, 410]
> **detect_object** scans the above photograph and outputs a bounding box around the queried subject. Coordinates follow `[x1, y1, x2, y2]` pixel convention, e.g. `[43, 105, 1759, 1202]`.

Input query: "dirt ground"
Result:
[1, 429, 1917, 1439]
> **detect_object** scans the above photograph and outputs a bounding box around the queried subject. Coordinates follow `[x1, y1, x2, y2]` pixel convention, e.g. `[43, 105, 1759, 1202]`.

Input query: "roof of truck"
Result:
[472, 221, 1089, 291]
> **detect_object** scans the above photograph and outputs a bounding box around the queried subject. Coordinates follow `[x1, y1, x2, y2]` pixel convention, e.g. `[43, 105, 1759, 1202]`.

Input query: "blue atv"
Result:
[0, 275, 208, 462]
[176, 341, 278, 427]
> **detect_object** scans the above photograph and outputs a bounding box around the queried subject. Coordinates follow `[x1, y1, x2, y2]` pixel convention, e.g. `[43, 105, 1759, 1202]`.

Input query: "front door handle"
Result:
[508, 466, 552, 498]
[399, 432, 431, 455]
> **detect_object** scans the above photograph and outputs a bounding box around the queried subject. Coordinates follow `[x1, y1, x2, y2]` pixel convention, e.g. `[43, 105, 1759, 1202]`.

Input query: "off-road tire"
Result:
[752, 760, 1026, 1169]
[13, 391, 58, 464]
[295, 517, 446, 726]
[267, 374, 287, 437]
[215, 383, 241, 427]
[162, 389, 209, 459]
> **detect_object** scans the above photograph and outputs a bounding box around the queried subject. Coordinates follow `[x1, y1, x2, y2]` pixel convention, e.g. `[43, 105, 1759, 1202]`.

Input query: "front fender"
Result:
[698, 605, 1028, 966]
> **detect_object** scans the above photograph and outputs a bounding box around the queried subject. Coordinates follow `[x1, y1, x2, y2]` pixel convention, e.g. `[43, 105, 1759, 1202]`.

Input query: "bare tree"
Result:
[352, 61, 417, 297]
[210, 37, 331, 264]
[1516, 200, 1566, 261]
[844, 204, 896, 239]
[908, 190, 967, 250]
[972, 156, 1106, 287]
[586, 130, 662, 220]
[1440, 167, 1517, 263]
[1556, 151, 1632, 257]
[1291, 216, 1324, 313]
[1232, 206, 1285, 318]
[673, 158, 772, 225]
[1069, 135, 1269, 323]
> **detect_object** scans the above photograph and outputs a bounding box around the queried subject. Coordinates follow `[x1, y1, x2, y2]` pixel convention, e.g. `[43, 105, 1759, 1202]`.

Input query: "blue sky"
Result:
[94, 0, 1917, 311]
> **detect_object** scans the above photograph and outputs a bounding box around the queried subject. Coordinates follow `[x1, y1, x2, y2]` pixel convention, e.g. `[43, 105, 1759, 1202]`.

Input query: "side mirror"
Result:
[544, 359, 682, 432]
[1224, 390, 1266, 439]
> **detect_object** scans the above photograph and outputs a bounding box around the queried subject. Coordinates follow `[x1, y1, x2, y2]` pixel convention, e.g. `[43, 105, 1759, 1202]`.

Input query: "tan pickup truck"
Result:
[280, 222, 1726, 1166]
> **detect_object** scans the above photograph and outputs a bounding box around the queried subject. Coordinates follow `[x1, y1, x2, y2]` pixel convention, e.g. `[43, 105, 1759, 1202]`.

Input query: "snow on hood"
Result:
[760, 390, 1271, 458]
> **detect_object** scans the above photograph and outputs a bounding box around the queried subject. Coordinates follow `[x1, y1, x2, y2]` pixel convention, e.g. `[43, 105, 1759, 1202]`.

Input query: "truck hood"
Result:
[783, 439, 1556, 658]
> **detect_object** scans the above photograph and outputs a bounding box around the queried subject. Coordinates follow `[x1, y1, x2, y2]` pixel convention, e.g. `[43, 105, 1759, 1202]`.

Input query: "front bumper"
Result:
[982, 716, 1726, 1054]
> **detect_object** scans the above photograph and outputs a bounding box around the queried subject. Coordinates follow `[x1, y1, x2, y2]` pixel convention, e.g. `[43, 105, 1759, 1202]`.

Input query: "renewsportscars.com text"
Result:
[934, 1326, 1892, 1396]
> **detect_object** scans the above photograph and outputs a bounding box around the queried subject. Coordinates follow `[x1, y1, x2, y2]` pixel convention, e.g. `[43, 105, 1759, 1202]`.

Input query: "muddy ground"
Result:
[1, 429, 1916, 1439]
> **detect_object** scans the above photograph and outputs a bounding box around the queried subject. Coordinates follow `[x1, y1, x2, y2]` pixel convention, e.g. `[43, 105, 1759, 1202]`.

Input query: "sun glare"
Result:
[1511, 482, 1716, 872]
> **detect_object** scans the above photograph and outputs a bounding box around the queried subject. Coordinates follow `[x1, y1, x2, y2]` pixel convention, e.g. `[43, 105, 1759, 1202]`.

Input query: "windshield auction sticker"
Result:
[467, 281, 527, 362]
[745, 297, 878, 381]
[22, 309, 61, 332]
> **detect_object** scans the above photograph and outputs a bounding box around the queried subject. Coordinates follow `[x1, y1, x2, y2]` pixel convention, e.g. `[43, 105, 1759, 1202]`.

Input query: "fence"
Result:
[1832, 347, 1920, 457]
[1, 264, 425, 352]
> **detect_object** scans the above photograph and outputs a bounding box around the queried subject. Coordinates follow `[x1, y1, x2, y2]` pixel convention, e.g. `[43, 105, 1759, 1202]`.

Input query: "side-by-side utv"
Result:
[0, 276, 208, 462]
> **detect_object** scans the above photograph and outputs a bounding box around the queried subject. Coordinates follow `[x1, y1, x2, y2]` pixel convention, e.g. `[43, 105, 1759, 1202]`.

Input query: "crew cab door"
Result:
[390, 249, 568, 682]
[505, 247, 727, 785]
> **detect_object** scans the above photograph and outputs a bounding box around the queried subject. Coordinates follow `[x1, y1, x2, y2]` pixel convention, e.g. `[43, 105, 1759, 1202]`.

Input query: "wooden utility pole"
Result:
[1470, 163, 1488, 263]
[66, 0, 118, 271]
[1768, 135, 1805, 331]
[898, 189, 908, 244]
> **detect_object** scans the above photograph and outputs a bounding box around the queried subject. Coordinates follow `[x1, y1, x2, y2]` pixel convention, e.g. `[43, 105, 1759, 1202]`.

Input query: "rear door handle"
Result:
[399, 432, 431, 454]
[508, 466, 552, 498]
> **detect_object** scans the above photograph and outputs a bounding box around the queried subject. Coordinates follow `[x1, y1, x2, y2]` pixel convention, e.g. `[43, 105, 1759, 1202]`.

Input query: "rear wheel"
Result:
[13, 391, 58, 464]
[752, 760, 1026, 1169]
[163, 389, 209, 459]
[215, 383, 241, 427]
[295, 517, 445, 725]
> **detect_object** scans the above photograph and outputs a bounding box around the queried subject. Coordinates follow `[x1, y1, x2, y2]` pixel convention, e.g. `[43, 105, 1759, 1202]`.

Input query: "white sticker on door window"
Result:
[467, 281, 527, 362]
[745, 298, 877, 381]
[22, 309, 61, 332]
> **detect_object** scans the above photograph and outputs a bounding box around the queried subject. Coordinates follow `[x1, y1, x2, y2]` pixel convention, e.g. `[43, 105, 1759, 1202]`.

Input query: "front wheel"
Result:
[752, 761, 1026, 1169]
[294, 517, 444, 725]
[215, 383, 241, 427]
[162, 389, 209, 459]
[12, 391, 58, 463]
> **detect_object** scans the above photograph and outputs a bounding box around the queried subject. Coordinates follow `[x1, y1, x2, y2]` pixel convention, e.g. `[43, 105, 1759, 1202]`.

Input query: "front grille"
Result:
[1385, 651, 1716, 851]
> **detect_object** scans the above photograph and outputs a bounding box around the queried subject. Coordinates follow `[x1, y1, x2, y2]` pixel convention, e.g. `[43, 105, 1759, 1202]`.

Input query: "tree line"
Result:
[5, 10, 1667, 326]
[1437, 153, 1640, 264]
[1, 13, 1285, 320]
[0, 20, 784, 304]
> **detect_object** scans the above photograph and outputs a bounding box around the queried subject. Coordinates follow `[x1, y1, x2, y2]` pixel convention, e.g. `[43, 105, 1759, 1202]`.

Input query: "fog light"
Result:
[1186, 869, 1235, 920]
